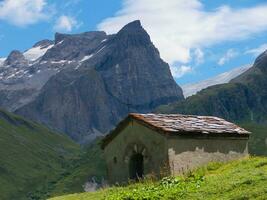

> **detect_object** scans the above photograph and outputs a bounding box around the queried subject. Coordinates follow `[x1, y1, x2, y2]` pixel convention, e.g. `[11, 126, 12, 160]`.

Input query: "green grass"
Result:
[0, 109, 81, 200]
[49, 140, 106, 197]
[49, 157, 267, 200]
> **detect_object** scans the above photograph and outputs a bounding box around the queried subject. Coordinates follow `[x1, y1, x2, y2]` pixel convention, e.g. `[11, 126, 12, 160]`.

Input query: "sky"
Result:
[0, 0, 267, 85]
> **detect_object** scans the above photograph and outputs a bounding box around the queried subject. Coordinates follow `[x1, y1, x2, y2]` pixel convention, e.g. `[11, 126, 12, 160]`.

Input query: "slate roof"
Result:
[102, 113, 250, 149]
[130, 113, 250, 135]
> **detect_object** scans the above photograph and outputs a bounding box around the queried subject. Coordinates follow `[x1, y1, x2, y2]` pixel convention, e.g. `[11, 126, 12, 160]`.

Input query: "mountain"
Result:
[0, 41, 57, 111]
[158, 49, 267, 124]
[8, 20, 184, 143]
[0, 109, 80, 200]
[0, 32, 111, 112]
[181, 65, 252, 98]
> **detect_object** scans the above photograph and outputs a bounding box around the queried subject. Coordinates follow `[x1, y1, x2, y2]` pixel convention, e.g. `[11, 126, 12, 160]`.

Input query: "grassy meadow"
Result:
[50, 157, 267, 200]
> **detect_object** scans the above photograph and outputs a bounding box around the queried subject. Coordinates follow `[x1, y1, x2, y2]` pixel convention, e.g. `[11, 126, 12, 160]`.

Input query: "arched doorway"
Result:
[129, 153, 144, 180]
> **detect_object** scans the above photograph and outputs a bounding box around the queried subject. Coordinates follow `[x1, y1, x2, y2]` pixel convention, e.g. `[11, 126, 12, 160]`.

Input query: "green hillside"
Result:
[241, 123, 267, 156]
[49, 140, 106, 197]
[156, 82, 260, 122]
[49, 157, 267, 200]
[157, 50, 267, 124]
[0, 109, 81, 200]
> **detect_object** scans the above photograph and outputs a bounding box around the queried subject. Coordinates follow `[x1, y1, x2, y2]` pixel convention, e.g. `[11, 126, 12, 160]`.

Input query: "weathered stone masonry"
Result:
[102, 113, 250, 184]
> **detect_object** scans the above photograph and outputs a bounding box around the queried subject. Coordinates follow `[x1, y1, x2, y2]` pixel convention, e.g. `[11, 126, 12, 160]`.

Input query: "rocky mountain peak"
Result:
[0, 20, 184, 143]
[41, 31, 108, 61]
[54, 31, 107, 44]
[120, 20, 142, 31]
[5, 50, 27, 66]
[33, 39, 54, 48]
[114, 20, 151, 47]
[15, 20, 183, 143]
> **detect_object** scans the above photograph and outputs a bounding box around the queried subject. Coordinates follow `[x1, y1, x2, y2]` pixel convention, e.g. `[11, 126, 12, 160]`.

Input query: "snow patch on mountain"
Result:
[182, 65, 252, 98]
[96, 46, 106, 55]
[24, 44, 54, 61]
[50, 60, 68, 64]
[0, 58, 5, 67]
[80, 54, 94, 62]
[101, 39, 107, 43]
[74, 54, 95, 70]
[56, 40, 64, 45]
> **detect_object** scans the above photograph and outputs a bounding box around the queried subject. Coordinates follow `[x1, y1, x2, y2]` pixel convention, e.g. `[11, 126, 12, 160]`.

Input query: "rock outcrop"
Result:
[10, 20, 184, 143]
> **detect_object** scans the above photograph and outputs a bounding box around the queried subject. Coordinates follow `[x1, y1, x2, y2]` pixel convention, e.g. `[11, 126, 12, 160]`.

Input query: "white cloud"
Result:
[193, 48, 204, 65]
[245, 43, 267, 56]
[170, 65, 192, 78]
[54, 15, 78, 32]
[218, 49, 239, 66]
[97, 0, 267, 77]
[0, 0, 49, 26]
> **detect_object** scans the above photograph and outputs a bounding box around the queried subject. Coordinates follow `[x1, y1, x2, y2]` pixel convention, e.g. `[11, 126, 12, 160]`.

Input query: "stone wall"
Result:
[167, 137, 248, 176]
[104, 120, 169, 184]
[104, 120, 249, 183]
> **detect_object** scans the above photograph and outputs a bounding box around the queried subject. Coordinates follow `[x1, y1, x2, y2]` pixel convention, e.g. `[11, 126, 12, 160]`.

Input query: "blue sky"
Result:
[1, 0, 267, 85]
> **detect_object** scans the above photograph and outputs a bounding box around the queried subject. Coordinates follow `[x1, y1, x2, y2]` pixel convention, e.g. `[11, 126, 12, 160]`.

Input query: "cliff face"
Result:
[15, 20, 183, 143]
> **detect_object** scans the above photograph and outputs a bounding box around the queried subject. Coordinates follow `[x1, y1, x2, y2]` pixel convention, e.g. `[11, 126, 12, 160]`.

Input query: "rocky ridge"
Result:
[0, 20, 184, 142]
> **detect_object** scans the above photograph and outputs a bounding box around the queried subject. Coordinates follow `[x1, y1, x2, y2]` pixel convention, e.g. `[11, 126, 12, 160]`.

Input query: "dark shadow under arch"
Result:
[129, 153, 144, 180]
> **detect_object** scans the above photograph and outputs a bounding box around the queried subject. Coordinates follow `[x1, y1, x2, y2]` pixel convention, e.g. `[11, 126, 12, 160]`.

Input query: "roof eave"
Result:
[101, 114, 250, 149]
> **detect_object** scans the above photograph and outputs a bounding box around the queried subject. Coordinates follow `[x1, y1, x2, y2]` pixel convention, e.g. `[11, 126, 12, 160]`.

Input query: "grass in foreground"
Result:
[50, 156, 267, 200]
